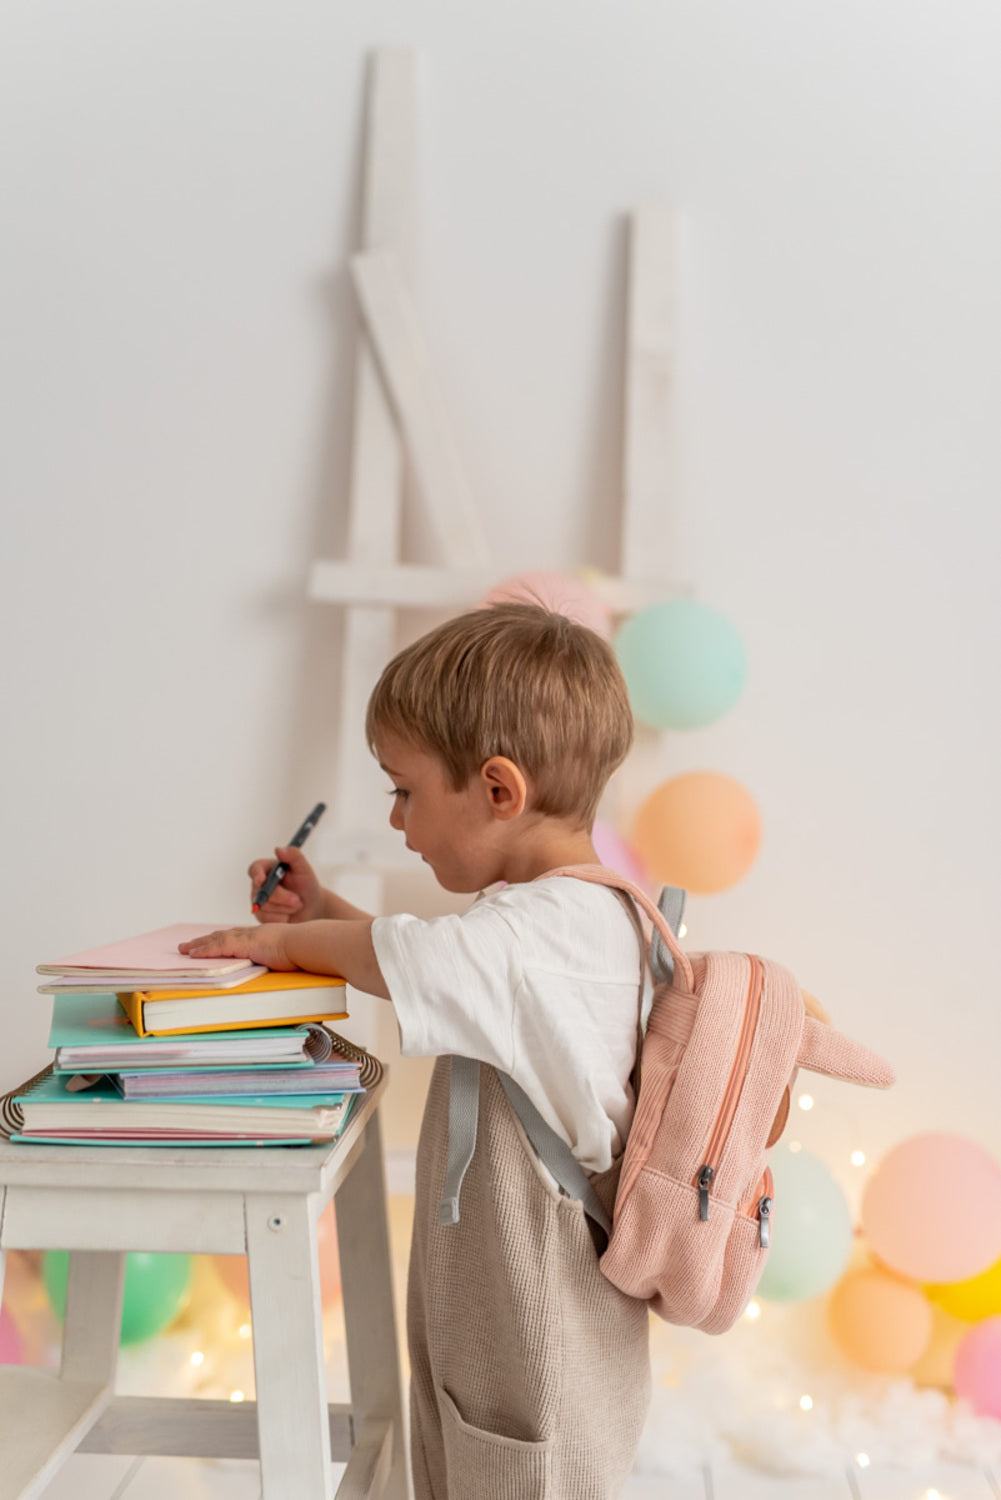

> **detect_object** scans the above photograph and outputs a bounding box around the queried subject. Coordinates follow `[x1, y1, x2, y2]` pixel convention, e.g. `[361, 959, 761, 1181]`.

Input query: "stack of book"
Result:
[4, 923, 376, 1148]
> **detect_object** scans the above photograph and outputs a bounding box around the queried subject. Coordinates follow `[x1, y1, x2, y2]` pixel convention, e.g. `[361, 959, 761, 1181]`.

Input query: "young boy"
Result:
[182, 602, 652, 1498]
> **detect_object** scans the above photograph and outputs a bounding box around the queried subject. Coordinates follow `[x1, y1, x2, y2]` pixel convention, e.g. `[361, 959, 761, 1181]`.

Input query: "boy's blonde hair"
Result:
[366, 602, 634, 829]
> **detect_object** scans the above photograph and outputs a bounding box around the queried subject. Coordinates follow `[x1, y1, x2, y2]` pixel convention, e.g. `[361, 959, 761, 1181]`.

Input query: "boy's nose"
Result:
[389, 802, 404, 832]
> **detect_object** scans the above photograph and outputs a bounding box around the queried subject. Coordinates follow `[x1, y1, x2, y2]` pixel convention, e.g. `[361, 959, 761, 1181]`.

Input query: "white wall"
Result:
[2, 2, 998, 1177]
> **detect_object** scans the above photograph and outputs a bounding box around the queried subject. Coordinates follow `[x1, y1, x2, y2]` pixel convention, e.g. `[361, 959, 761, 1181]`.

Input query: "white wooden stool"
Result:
[0, 1077, 408, 1500]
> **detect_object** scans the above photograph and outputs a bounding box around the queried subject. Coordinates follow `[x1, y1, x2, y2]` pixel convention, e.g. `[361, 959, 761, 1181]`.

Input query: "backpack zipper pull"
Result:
[698, 1164, 714, 1220]
[758, 1194, 772, 1248]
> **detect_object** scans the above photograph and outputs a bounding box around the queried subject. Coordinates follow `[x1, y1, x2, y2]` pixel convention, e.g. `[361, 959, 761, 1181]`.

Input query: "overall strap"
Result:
[438, 1055, 482, 1225]
[439, 871, 688, 1231]
[439, 1058, 615, 1235]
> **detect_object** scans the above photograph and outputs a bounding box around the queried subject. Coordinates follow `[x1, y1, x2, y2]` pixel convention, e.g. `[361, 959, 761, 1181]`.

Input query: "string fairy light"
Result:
[189, 1350, 204, 1367]
[851, 1150, 866, 1167]
[229, 1390, 246, 1403]
[744, 1301, 761, 1321]
[799, 1394, 813, 1411]
[797, 1093, 815, 1112]
[855, 1453, 870, 1468]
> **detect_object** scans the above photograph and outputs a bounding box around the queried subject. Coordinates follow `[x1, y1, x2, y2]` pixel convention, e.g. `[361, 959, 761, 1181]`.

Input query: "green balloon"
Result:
[755, 1145, 853, 1304]
[43, 1250, 192, 1345]
[614, 600, 747, 729]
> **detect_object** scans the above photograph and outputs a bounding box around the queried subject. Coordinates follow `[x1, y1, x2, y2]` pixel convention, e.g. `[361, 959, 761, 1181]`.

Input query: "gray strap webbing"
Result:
[437, 1055, 482, 1225]
[438, 883, 686, 1231]
[650, 886, 686, 983]
[497, 1072, 612, 1237]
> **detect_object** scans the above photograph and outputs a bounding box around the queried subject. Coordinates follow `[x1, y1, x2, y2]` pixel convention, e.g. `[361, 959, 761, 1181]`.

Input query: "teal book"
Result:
[47, 993, 324, 1072]
[14, 1071, 356, 1141]
[18, 1071, 350, 1110]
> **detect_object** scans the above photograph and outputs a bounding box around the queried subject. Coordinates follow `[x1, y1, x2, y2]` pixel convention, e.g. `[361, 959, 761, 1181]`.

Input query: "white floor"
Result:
[34, 1453, 1001, 1498]
[20, 1190, 1001, 1499]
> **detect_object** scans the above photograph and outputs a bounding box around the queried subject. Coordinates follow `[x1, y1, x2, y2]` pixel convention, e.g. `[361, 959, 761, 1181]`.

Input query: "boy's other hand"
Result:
[178, 924, 299, 972]
[249, 845, 325, 924]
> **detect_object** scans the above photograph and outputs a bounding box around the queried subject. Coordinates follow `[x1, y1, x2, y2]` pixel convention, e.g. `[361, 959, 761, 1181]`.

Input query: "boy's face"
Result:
[375, 731, 510, 893]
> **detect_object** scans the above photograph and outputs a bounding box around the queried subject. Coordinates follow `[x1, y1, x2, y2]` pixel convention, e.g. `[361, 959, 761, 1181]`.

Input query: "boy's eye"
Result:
[387, 788, 409, 801]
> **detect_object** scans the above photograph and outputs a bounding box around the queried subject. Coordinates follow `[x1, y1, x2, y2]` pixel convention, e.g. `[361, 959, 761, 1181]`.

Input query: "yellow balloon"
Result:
[927, 1252, 1001, 1322]
[828, 1266, 933, 1373]
[631, 773, 761, 894]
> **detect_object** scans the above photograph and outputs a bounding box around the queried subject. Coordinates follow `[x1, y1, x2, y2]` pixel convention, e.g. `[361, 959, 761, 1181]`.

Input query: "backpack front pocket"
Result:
[601, 1168, 737, 1326]
[700, 1185, 772, 1335]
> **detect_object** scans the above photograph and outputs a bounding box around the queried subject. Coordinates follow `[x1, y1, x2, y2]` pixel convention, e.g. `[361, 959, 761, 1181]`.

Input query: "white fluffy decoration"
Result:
[634, 1297, 1001, 1479]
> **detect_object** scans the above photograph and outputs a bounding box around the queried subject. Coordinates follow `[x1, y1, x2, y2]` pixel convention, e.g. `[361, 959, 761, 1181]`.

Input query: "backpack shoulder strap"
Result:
[489, 875, 686, 1237]
[650, 886, 686, 983]
[536, 863, 694, 992]
[439, 866, 690, 1231]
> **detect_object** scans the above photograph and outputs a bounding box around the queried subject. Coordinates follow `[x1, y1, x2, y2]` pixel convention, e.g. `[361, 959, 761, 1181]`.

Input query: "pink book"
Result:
[37, 924, 257, 979]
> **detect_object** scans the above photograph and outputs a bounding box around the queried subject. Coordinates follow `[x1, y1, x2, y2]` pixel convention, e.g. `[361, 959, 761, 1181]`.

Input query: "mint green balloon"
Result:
[44, 1250, 192, 1345]
[756, 1146, 853, 1303]
[614, 600, 747, 729]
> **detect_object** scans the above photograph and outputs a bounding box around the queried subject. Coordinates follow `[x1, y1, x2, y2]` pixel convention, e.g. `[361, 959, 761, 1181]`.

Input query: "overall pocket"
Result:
[438, 1385, 553, 1499]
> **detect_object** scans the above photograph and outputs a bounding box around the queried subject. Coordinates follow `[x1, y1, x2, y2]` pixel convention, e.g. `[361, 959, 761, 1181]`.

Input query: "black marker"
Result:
[252, 802, 327, 913]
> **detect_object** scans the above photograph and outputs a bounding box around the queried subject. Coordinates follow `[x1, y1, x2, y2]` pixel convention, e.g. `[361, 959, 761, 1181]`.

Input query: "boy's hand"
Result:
[248, 846, 326, 924]
[178, 925, 300, 972]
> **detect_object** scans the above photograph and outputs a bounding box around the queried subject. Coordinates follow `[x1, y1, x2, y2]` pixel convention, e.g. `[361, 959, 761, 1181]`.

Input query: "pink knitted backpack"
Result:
[545, 866, 896, 1335]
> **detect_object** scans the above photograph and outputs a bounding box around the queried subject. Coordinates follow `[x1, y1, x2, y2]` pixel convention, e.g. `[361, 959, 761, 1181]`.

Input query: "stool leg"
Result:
[61, 1251, 125, 1387]
[246, 1194, 332, 1500]
[335, 1111, 409, 1500]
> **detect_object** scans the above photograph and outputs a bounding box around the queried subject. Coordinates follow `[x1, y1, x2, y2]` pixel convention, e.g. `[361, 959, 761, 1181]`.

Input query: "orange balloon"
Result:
[213, 1203, 341, 1311]
[909, 1303, 967, 1391]
[630, 773, 761, 894]
[828, 1266, 933, 1373]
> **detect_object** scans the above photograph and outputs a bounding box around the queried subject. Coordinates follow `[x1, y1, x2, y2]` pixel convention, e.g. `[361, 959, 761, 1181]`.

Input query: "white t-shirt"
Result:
[371, 876, 645, 1173]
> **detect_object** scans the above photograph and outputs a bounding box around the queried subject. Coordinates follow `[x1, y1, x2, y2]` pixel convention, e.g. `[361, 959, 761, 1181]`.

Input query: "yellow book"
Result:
[118, 970, 348, 1038]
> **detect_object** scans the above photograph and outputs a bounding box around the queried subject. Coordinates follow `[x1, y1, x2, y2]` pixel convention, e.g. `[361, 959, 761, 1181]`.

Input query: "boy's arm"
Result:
[179, 919, 391, 1000]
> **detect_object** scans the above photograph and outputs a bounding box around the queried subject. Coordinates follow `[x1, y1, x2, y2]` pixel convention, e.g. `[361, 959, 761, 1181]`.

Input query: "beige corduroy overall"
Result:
[406, 1053, 651, 1499]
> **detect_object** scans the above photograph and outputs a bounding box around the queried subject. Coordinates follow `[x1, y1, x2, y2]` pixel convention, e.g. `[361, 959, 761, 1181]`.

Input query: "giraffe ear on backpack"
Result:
[796, 1016, 895, 1088]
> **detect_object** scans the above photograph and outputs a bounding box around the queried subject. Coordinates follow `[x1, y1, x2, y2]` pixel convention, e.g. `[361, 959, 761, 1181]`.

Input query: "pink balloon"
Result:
[0, 1305, 24, 1365]
[955, 1316, 1001, 1419]
[482, 571, 612, 638]
[862, 1134, 1001, 1284]
[592, 822, 654, 894]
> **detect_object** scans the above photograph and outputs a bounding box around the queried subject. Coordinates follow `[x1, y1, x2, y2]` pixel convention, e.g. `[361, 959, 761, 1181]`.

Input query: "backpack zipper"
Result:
[695, 955, 765, 1220]
[757, 1189, 773, 1247]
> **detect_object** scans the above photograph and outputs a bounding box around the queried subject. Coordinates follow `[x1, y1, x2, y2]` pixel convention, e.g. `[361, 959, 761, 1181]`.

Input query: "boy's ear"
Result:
[480, 756, 529, 820]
